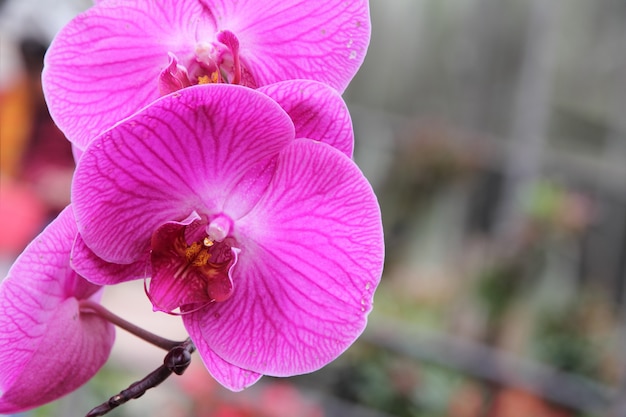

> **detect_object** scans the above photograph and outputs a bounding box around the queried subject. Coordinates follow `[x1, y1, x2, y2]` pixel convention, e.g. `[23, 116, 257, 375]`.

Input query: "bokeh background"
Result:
[1, 0, 625, 416]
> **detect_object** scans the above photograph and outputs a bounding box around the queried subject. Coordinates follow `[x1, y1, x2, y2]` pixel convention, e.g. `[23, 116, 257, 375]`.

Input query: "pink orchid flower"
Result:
[42, 0, 370, 150]
[0, 206, 115, 413]
[71, 83, 383, 391]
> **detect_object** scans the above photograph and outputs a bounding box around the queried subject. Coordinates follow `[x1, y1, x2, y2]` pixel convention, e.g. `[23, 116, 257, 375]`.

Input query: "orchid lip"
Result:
[147, 216, 238, 314]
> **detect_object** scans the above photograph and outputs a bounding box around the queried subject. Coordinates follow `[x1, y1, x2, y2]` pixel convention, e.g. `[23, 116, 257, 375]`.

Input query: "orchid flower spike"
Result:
[0, 206, 115, 413]
[42, 0, 370, 150]
[71, 83, 384, 391]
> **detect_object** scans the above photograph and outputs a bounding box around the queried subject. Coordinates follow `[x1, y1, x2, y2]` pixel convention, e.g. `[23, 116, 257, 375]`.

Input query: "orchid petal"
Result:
[71, 233, 150, 286]
[0, 206, 115, 413]
[159, 52, 193, 96]
[186, 140, 383, 376]
[72, 84, 294, 264]
[204, 0, 370, 92]
[42, 0, 216, 149]
[258, 80, 354, 158]
[71, 144, 83, 164]
[185, 317, 262, 391]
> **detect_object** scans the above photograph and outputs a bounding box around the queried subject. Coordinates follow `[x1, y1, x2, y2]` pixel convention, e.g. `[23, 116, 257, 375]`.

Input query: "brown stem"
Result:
[79, 299, 183, 351]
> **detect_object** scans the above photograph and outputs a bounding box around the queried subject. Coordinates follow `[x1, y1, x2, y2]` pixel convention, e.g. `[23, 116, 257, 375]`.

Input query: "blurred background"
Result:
[1, 0, 625, 416]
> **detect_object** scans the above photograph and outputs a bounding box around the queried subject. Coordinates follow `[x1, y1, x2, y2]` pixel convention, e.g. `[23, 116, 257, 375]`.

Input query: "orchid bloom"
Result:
[71, 83, 384, 391]
[42, 0, 370, 150]
[0, 206, 115, 413]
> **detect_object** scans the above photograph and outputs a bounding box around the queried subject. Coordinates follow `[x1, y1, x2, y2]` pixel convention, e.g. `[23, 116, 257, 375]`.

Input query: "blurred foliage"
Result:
[331, 347, 421, 416]
[302, 342, 473, 417]
[533, 310, 600, 378]
[475, 261, 526, 325]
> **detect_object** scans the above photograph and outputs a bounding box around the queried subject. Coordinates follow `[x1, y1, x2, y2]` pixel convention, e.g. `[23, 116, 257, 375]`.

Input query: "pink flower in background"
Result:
[0, 176, 46, 256]
[71, 83, 383, 390]
[42, 0, 370, 150]
[0, 207, 115, 413]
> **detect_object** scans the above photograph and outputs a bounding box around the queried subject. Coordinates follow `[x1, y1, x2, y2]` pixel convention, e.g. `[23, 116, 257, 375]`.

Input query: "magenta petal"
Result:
[0, 206, 115, 413]
[186, 140, 383, 377]
[184, 316, 262, 391]
[203, 0, 371, 92]
[72, 84, 294, 264]
[259, 80, 354, 157]
[71, 233, 150, 286]
[71, 144, 83, 163]
[159, 52, 193, 95]
[42, 0, 215, 149]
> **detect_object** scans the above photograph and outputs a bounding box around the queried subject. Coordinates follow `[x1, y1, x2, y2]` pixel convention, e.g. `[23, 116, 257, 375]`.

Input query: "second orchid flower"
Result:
[43, 0, 371, 150]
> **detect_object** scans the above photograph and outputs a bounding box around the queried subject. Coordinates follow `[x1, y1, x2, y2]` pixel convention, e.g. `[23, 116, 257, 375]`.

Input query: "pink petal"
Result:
[71, 144, 83, 163]
[72, 84, 294, 264]
[158, 52, 193, 95]
[203, 0, 371, 92]
[185, 317, 262, 391]
[258, 80, 354, 158]
[42, 0, 216, 150]
[71, 233, 150, 286]
[0, 206, 115, 413]
[186, 139, 383, 377]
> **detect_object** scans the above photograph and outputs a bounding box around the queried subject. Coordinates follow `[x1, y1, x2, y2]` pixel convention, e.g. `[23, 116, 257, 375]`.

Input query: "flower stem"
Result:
[79, 299, 183, 351]
[85, 338, 196, 417]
